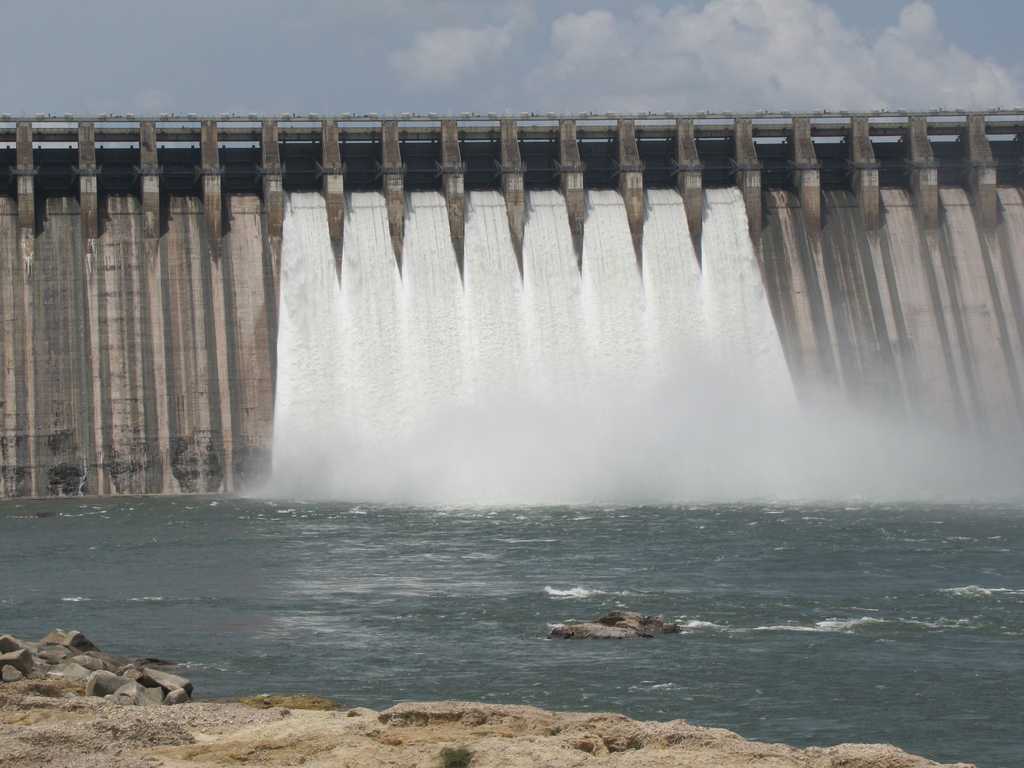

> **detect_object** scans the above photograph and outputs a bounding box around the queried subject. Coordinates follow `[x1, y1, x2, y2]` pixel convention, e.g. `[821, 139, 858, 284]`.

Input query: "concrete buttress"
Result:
[15, 122, 34, 261]
[77, 122, 99, 253]
[965, 114, 998, 229]
[262, 120, 284, 242]
[791, 118, 821, 234]
[321, 120, 345, 254]
[850, 117, 880, 231]
[909, 117, 939, 230]
[139, 121, 161, 243]
[200, 120, 222, 244]
[440, 119, 466, 280]
[675, 118, 703, 264]
[559, 119, 585, 272]
[617, 119, 645, 270]
[501, 119, 526, 277]
[382, 121, 405, 272]
[734, 119, 762, 244]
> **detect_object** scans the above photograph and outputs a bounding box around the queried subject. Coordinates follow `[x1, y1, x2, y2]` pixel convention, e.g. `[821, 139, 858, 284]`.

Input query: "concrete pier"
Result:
[909, 117, 939, 230]
[675, 118, 703, 264]
[965, 114, 998, 229]
[440, 119, 466, 279]
[617, 119, 644, 270]
[15, 122, 34, 256]
[200, 120, 222, 243]
[321, 121, 345, 245]
[791, 118, 821, 234]
[500, 119, 526, 277]
[735, 119, 762, 244]
[139, 121, 161, 243]
[381, 120, 405, 271]
[559, 119, 586, 272]
[77, 122, 99, 252]
[262, 120, 284, 242]
[850, 117, 880, 231]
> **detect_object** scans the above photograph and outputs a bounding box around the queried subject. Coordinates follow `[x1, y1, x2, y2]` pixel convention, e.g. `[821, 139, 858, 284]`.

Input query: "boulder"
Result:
[0, 635, 23, 653]
[550, 623, 642, 640]
[596, 611, 679, 635]
[53, 661, 92, 682]
[37, 645, 72, 664]
[121, 667, 144, 682]
[0, 649, 34, 676]
[70, 654, 105, 672]
[39, 629, 96, 652]
[109, 681, 147, 706]
[142, 686, 165, 706]
[164, 688, 190, 705]
[86, 670, 129, 698]
[2, 664, 24, 683]
[140, 667, 193, 696]
[549, 612, 681, 640]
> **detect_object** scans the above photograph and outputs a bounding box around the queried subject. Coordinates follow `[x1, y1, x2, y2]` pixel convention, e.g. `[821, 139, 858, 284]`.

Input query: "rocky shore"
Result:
[0, 629, 974, 767]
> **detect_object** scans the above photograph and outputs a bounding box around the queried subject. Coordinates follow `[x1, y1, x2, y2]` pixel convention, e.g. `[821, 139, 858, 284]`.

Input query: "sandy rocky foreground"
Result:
[0, 630, 974, 768]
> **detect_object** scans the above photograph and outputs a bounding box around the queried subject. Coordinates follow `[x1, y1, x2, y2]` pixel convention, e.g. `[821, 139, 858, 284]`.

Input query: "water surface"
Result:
[1, 497, 1021, 767]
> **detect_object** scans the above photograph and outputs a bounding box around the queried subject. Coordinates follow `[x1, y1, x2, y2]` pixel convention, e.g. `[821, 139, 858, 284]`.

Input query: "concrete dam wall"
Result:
[1, 112, 1023, 498]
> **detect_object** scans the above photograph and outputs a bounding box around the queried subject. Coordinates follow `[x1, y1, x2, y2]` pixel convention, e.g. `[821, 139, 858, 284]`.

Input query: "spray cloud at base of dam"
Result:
[2, 113, 1024, 501]
[269, 189, 1024, 505]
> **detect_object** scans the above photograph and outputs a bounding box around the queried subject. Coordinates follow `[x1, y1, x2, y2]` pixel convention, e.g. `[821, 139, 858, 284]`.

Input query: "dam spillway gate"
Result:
[2, 111, 1024, 497]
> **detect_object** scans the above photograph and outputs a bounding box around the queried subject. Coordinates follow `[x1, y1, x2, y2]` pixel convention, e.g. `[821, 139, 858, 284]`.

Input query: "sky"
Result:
[1, 0, 1021, 116]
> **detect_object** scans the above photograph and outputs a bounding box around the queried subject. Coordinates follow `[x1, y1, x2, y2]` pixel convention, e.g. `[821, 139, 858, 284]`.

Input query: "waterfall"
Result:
[270, 188, 799, 503]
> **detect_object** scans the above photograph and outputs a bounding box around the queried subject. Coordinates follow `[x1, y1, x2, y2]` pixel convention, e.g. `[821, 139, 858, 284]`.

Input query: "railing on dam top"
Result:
[1, 111, 1022, 268]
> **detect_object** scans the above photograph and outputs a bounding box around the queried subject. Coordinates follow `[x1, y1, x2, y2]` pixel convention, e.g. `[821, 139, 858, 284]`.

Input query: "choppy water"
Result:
[2, 497, 1022, 766]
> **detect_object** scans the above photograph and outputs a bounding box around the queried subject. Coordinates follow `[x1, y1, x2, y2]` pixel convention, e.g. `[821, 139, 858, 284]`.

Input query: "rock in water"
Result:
[549, 623, 643, 639]
[1, 664, 24, 683]
[597, 611, 680, 635]
[549, 611, 681, 640]
[0, 635, 23, 653]
[109, 681, 147, 706]
[140, 667, 193, 696]
[0, 649, 34, 676]
[164, 688, 190, 705]
[86, 670, 129, 698]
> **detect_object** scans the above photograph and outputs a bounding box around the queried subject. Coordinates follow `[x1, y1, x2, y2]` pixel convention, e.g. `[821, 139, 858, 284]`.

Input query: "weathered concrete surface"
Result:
[0, 193, 275, 496]
[762, 186, 1024, 434]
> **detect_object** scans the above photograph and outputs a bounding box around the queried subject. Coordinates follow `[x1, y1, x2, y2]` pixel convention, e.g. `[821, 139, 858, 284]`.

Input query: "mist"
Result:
[266, 190, 1024, 506]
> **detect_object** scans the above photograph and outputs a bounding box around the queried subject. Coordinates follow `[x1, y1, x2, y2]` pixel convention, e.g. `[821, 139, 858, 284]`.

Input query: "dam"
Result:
[1, 111, 1023, 499]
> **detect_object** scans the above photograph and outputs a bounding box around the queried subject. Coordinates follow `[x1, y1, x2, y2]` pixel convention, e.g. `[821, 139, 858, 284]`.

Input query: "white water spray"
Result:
[270, 189, 1024, 503]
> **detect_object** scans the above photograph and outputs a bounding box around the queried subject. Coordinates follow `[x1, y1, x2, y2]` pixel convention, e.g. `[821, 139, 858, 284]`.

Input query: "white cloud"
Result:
[388, 4, 534, 87]
[535, 0, 1023, 112]
[389, 24, 516, 86]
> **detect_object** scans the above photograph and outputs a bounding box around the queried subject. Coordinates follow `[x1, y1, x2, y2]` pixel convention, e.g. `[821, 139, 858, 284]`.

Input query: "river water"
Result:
[2, 496, 1021, 766]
